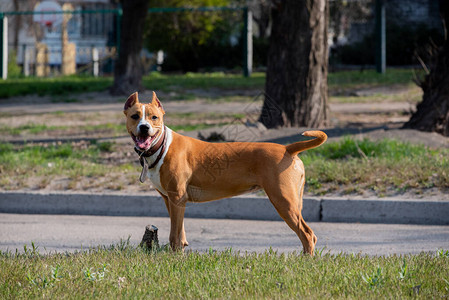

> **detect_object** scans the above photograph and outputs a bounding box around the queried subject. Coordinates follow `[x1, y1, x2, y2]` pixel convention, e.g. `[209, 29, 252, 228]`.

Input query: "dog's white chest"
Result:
[147, 169, 165, 195]
[145, 128, 172, 196]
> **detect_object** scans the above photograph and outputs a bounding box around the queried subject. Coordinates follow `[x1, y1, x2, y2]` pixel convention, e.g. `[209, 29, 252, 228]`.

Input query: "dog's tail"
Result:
[286, 130, 327, 156]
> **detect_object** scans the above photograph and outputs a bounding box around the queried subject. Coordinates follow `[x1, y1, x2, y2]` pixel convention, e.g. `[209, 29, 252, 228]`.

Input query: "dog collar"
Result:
[134, 127, 168, 183]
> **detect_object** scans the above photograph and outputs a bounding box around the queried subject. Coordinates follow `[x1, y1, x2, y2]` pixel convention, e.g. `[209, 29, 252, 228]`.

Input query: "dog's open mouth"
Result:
[132, 131, 159, 151]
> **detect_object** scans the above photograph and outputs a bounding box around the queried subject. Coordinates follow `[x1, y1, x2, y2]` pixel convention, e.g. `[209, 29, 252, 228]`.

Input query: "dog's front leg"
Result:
[168, 201, 186, 251]
[164, 186, 189, 251]
[161, 195, 189, 250]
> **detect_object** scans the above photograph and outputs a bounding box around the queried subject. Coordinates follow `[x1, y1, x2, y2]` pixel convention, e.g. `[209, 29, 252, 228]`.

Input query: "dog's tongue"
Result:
[136, 136, 151, 150]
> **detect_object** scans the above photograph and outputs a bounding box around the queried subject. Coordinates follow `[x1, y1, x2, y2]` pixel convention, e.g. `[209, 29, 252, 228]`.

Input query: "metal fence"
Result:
[0, 5, 252, 79]
[1, 5, 120, 78]
[0, 0, 443, 79]
[327, 0, 442, 72]
[18, 43, 116, 77]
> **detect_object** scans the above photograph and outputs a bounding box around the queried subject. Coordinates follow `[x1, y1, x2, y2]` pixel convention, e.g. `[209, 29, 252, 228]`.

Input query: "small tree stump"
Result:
[140, 225, 159, 250]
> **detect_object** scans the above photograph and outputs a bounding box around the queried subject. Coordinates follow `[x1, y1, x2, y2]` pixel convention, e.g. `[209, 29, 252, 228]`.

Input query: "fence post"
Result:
[92, 46, 99, 77]
[0, 14, 8, 80]
[375, 0, 386, 74]
[22, 44, 30, 76]
[243, 7, 252, 77]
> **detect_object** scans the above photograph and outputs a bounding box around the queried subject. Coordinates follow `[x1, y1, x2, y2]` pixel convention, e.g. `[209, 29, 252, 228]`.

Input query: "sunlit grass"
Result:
[328, 69, 423, 89]
[0, 69, 421, 99]
[329, 85, 422, 103]
[300, 138, 449, 196]
[0, 137, 447, 196]
[0, 123, 124, 137]
[143, 71, 266, 92]
[0, 141, 134, 190]
[0, 241, 448, 298]
[0, 75, 112, 98]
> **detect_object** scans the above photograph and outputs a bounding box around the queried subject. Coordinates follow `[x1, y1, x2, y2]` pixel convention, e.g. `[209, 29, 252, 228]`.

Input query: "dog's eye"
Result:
[131, 114, 140, 120]
[151, 115, 158, 120]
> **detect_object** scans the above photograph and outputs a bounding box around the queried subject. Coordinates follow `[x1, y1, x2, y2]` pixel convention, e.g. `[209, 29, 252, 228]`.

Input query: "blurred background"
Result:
[0, 0, 443, 77]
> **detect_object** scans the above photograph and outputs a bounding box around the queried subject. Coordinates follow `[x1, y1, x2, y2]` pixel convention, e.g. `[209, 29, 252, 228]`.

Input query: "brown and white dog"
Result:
[124, 91, 327, 255]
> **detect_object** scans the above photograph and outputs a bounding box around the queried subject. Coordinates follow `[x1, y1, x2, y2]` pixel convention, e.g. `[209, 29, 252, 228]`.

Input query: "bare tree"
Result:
[110, 0, 150, 96]
[403, 0, 449, 136]
[259, 0, 329, 128]
[251, 0, 272, 39]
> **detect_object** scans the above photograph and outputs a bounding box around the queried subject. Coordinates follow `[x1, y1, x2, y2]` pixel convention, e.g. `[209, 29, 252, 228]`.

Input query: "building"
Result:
[0, 0, 117, 74]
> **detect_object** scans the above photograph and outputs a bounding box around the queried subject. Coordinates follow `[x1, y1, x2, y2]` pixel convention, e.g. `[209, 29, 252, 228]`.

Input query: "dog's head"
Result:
[123, 91, 165, 151]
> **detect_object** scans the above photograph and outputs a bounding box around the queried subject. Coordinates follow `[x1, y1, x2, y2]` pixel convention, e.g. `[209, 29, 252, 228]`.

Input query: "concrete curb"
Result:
[320, 198, 449, 225]
[0, 191, 448, 225]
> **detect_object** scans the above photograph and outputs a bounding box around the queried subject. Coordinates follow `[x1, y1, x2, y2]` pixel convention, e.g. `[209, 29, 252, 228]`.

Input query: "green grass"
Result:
[0, 76, 112, 98]
[169, 123, 230, 132]
[0, 123, 124, 136]
[1, 242, 448, 298]
[0, 124, 64, 135]
[143, 71, 266, 92]
[329, 85, 422, 103]
[0, 137, 447, 196]
[166, 112, 247, 120]
[0, 69, 420, 99]
[300, 138, 449, 196]
[0, 141, 134, 190]
[328, 69, 422, 89]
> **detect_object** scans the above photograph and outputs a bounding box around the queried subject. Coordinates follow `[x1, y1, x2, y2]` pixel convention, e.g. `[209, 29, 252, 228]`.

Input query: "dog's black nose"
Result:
[139, 124, 150, 133]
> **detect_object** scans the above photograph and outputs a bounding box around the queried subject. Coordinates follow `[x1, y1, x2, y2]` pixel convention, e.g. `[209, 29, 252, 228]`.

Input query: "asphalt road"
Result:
[1, 213, 448, 256]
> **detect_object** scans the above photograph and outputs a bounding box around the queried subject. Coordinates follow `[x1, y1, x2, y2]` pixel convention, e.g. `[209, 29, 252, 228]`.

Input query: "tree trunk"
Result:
[110, 0, 150, 96]
[403, 1, 449, 136]
[259, 0, 329, 128]
[13, 0, 21, 53]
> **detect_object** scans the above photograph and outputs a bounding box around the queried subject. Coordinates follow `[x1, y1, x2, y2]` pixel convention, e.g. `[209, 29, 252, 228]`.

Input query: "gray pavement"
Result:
[1, 191, 448, 256]
[1, 213, 448, 256]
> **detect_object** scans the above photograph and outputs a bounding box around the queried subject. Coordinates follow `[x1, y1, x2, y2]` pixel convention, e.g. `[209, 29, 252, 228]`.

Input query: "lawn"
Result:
[1, 243, 448, 298]
[0, 69, 421, 98]
[327, 68, 422, 89]
[301, 138, 449, 196]
[0, 141, 137, 191]
[0, 76, 112, 98]
[0, 70, 446, 299]
[0, 137, 447, 196]
[0, 69, 442, 196]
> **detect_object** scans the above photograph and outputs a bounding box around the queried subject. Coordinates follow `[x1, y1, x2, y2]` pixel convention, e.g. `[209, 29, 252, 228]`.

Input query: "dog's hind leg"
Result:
[264, 180, 317, 255]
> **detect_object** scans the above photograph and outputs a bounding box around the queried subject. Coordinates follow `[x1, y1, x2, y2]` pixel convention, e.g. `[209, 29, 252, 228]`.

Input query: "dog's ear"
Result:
[151, 91, 165, 114]
[124, 92, 139, 114]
